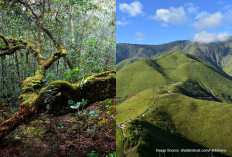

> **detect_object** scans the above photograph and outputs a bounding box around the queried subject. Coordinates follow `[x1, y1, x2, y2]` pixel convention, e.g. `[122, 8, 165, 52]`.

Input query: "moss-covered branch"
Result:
[0, 33, 28, 56]
[15, 0, 68, 61]
[0, 70, 116, 140]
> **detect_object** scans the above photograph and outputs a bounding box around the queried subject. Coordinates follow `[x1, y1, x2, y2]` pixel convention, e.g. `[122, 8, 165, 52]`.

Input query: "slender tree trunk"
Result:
[15, 53, 21, 89]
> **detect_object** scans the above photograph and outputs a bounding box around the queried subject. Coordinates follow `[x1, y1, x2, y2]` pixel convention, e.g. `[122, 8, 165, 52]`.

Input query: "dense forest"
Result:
[0, 0, 116, 156]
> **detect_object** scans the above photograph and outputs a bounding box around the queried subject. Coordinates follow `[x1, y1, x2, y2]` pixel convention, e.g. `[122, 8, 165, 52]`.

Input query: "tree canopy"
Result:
[0, 0, 116, 100]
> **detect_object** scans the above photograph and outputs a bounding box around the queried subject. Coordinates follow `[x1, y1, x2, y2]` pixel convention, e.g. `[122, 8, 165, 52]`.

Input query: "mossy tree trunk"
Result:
[0, 71, 115, 140]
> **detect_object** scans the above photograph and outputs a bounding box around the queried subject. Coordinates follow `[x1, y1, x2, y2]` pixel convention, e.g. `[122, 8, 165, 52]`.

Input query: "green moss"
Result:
[20, 92, 38, 102]
[22, 74, 44, 93]
[73, 71, 115, 87]
[96, 70, 116, 77]
[96, 71, 109, 77]
[49, 80, 76, 91]
[19, 70, 115, 112]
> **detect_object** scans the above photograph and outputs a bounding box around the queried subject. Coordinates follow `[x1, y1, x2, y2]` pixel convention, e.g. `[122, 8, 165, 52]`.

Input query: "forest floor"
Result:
[0, 100, 116, 157]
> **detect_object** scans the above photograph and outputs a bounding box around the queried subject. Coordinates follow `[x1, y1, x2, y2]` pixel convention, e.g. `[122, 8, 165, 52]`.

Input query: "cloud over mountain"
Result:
[193, 31, 230, 43]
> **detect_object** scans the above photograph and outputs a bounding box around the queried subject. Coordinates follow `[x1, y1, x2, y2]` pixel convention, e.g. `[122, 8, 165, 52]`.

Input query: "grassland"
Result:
[116, 51, 232, 156]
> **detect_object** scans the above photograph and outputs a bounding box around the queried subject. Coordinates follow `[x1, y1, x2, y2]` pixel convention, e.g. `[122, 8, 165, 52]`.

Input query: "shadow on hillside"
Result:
[174, 80, 221, 102]
[186, 54, 232, 80]
[126, 120, 229, 157]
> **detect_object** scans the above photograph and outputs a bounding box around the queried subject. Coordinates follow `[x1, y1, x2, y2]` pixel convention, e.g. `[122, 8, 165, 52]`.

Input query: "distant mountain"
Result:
[116, 39, 232, 75]
[116, 51, 232, 157]
[116, 40, 188, 64]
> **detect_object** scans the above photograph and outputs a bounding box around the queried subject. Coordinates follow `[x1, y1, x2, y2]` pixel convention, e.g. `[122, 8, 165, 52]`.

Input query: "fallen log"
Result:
[0, 70, 115, 140]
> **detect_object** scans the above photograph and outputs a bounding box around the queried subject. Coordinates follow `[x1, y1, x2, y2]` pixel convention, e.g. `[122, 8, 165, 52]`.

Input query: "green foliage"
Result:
[107, 152, 116, 157]
[99, 98, 112, 107]
[57, 122, 64, 129]
[87, 150, 101, 157]
[68, 99, 87, 110]
[68, 99, 88, 117]
[63, 67, 80, 81]
[76, 79, 87, 89]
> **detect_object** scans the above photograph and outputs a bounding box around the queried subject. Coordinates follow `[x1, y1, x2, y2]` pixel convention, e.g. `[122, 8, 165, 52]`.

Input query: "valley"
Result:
[116, 50, 232, 157]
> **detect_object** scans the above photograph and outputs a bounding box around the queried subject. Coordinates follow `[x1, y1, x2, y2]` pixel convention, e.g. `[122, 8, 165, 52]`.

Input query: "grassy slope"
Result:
[116, 60, 167, 98]
[117, 51, 232, 156]
[117, 51, 232, 102]
[118, 93, 232, 156]
[116, 57, 144, 71]
[143, 94, 232, 156]
[117, 89, 158, 124]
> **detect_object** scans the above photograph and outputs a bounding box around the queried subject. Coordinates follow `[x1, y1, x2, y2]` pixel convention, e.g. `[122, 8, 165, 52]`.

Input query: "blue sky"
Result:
[116, 0, 232, 45]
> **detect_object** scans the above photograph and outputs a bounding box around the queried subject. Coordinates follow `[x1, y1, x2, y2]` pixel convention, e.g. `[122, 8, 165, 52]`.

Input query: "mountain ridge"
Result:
[117, 39, 232, 75]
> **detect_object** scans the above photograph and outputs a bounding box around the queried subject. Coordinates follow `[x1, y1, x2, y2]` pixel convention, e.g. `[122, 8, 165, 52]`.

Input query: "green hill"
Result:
[116, 40, 187, 64]
[117, 39, 232, 75]
[116, 51, 232, 157]
[117, 51, 232, 102]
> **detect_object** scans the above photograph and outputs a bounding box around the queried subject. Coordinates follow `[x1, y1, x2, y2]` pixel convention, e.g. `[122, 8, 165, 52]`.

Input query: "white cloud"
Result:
[153, 7, 187, 25]
[116, 21, 129, 26]
[195, 12, 210, 19]
[193, 12, 223, 30]
[119, 1, 143, 17]
[193, 31, 230, 43]
[135, 32, 146, 40]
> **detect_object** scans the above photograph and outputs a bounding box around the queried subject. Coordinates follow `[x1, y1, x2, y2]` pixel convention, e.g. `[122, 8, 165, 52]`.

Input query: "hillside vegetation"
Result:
[117, 51, 232, 157]
[117, 39, 232, 75]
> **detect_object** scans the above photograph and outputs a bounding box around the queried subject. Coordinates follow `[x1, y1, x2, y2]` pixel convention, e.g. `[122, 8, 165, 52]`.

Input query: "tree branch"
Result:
[0, 45, 26, 56]
[0, 34, 9, 47]
[15, 0, 68, 69]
